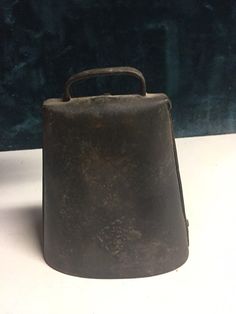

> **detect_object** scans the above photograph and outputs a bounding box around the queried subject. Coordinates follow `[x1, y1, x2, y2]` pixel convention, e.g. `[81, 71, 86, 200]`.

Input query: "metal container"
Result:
[43, 67, 189, 278]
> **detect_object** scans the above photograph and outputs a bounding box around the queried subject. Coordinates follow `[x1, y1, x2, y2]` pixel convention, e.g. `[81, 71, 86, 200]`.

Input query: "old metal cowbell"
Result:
[43, 67, 189, 278]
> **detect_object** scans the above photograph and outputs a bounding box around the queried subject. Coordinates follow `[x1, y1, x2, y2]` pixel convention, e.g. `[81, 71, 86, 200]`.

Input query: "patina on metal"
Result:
[43, 67, 189, 278]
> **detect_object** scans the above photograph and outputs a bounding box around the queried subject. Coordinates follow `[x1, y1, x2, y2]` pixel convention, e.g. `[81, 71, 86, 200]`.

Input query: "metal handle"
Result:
[63, 66, 146, 101]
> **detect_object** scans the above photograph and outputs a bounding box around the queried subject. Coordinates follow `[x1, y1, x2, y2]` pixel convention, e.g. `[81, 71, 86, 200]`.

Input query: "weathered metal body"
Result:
[43, 67, 189, 278]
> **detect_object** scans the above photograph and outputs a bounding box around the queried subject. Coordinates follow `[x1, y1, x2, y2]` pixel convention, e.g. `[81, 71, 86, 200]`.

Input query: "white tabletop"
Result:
[0, 134, 236, 314]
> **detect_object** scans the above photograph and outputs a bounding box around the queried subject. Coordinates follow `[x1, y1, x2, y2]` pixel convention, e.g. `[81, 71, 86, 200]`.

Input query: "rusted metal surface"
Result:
[43, 67, 189, 278]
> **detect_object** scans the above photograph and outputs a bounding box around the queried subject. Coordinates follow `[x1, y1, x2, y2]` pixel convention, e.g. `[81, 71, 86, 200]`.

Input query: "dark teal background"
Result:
[1, 0, 236, 150]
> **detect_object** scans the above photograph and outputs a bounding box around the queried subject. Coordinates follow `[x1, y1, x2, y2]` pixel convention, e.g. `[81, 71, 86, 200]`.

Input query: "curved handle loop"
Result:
[63, 66, 146, 101]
